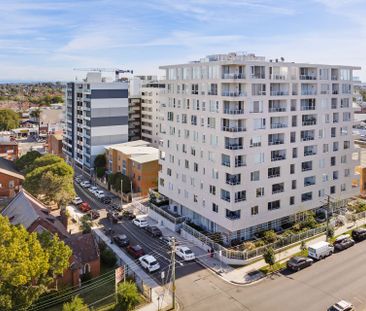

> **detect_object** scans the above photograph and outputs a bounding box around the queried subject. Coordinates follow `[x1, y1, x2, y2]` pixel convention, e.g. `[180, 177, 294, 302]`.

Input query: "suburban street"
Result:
[75, 183, 366, 311]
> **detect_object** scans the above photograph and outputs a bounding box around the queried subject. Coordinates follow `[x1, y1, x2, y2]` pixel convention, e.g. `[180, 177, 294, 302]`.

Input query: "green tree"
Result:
[15, 150, 42, 172]
[62, 296, 89, 311]
[262, 230, 278, 244]
[116, 281, 141, 311]
[263, 247, 276, 272]
[109, 173, 131, 194]
[100, 248, 117, 267]
[0, 109, 19, 130]
[326, 226, 335, 239]
[300, 240, 307, 252]
[80, 215, 92, 234]
[96, 166, 106, 178]
[27, 153, 63, 173]
[94, 154, 106, 168]
[302, 211, 318, 229]
[0, 215, 72, 310]
[23, 159, 75, 207]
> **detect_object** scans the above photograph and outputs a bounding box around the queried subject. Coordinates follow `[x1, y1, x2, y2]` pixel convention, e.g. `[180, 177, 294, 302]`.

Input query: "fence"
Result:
[149, 203, 186, 225]
[181, 222, 327, 264]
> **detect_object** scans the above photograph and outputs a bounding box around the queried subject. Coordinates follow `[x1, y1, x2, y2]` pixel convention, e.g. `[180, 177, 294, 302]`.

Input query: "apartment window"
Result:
[330, 156, 336, 166]
[290, 196, 295, 205]
[167, 168, 172, 176]
[268, 167, 280, 178]
[292, 148, 298, 159]
[290, 164, 295, 174]
[256, 187, 264, 197]
[331, 127, 336, 138]
[268, 200, 280, 211]
[330, 186, 336, 194]
[254, 152, 265, 164]
[344, 141, 350, 149]
[323, 144, 329, 153]
[194, 163, 199, 172]
[250, 171, 260, 181]
[221, 189, 231, 202]
[341, 155, 347, 164]
[292, 180, 297, 190]
[212, 203, 218, 213]
[251, 206, 259, 216]
[209, 185, 216, 195]
[194, 195, 198, 202]
[344, 168, 350, 177]
[250, 136, 262, 147]
[301, 192, 312, 202]
[290, 131, 296, 143]
[235, 191, 246, 202]
[341, 184, 346, 192]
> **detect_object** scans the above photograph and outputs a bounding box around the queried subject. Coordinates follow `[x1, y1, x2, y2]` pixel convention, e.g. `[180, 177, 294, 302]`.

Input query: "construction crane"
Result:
[73, 68, 133, 81]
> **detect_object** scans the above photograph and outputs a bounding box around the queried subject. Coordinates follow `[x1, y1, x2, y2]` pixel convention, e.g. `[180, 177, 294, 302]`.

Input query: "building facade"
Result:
[105, 140, 159, 196]
[48, 133, 64, 158]
[158, 52, 360, 241]
[63, 72, 129, 174]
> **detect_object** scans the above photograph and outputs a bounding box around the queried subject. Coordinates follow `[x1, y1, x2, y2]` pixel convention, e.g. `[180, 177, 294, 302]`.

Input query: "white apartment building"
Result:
[141, 80, 165, 147]
[63, 72, 129, 174]
[158, 52, 360, 241]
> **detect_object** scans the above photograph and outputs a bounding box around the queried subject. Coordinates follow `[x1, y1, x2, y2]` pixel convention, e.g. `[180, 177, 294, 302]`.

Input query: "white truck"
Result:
[308, 241, 334, 260]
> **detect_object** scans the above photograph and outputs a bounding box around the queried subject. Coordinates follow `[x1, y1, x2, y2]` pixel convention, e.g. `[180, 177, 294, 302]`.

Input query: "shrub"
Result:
[101, 248, 117, 267]
[243, 241, 256, 251]
[263, 247, 276, 272]
[326, 226, 335, 239]
[62, 296, 89, 311]
[116, 281, 141, 311]
[262, 230, 278, 244]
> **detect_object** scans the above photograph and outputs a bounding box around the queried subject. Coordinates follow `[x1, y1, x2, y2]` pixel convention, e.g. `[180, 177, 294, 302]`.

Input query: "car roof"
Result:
[118, 234, 127, 239]
[132, 245, 142, 250]
[335, 234, 350, 241]
[335, 300, 352, 309]
[142, 255, 157, 262]
[179, 246, 190, 251]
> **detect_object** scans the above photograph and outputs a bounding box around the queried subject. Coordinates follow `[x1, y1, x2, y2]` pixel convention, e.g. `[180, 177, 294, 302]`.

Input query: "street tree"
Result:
[109, 172, 131, 194]
[62, 296, 89, 311]
[94, 154, 106, 168]
[116, 281, 141, 311]
[0, 109, 19, 130]
[0, 215, 72, 310]
[263, 247, 276, 272]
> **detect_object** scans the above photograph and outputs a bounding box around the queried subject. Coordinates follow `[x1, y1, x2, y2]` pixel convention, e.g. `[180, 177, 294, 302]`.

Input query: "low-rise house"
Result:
[0, 158, 24, 198]
[0, 141, 19, 161]
[105, 140, 159, 197]
[1, 189, 100, 287]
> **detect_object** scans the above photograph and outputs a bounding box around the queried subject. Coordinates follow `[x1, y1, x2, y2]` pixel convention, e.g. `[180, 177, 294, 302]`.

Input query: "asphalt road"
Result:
[75, 183, 366, 311]
[74, 183, 204, 287]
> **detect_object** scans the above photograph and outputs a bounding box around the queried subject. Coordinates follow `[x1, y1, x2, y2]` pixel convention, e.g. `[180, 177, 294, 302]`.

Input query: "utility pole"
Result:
[171, 237, 176, 310]
[120, 178, 123, 208]
[325, 194, 330, 242]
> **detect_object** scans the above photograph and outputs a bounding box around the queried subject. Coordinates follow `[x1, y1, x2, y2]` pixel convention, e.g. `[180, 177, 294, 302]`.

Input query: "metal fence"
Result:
[149, 203, 186, 225]
[181, 222, 327, 262]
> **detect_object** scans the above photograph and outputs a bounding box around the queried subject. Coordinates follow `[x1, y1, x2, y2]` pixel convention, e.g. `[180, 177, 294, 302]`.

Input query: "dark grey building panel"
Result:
[91, 89, 128, 99]
[91, 116, 128, 127]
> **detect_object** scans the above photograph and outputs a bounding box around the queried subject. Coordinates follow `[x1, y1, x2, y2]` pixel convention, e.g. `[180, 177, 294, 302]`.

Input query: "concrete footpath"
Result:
[160, 217, 366, 286]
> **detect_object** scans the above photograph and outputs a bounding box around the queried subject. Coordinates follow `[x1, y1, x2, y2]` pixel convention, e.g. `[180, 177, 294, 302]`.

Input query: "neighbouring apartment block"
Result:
[0, 133, 18, 161]
[63, 72, 129, 174]
[105, 140, 159, 196]
[158, 52, 360, 241]
[48, 132, 64, 158]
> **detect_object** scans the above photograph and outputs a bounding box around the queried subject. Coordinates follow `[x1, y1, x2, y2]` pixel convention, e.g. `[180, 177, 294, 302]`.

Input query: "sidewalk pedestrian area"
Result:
[159, 217, 366, 286]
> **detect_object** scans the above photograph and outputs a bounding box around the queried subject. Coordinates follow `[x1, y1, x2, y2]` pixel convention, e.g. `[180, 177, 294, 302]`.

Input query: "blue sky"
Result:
[0, 0, 366, 81]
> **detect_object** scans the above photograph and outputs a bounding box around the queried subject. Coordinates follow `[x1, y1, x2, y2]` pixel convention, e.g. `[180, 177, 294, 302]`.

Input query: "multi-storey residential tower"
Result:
[63, 72, 129, 174]
[141, 80, 165, 147]
[158, 52, 360, 241]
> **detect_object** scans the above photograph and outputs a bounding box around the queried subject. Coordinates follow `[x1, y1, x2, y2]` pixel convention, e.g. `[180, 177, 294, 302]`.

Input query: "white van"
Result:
[133, 215, 148, 228]
[308, 241, 334, 260]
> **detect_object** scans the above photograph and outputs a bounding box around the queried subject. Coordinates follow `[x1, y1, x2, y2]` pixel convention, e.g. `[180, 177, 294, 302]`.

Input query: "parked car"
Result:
[101, 196, 112, 204]
[352, 227, 366, 242]
[122, 210, 136, 220]
[88, 186, 98, 195]
[89, 210, 100, 219]
[139, 255, 160, 272]
[107, 212, 119, 223]
[74, 177, 81, 183]
[176, 246, 195, 261]
[328, 300, 355, 311]
[79, 202, 91, 212]
[308, 241, 334, 260]
[127, 244, 145, 258]
[95, 190, 105, 199]
[72, 196, 83, 205]
[133, 216, 148, 228]
[113, 234, 129, 247]
[80, 181, 91, 188]
[286, 256, 313, 271]
[160, 236, 178, 247]
[145, 226, 162, 237]
[333, 234, 355, 252]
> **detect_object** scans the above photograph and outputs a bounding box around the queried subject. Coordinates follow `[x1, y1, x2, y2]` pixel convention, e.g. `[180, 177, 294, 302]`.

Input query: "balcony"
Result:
[304, 177, 316, 187]
[222, 91, 246, 97]
[235, 197, 246, 203]
[223, 109, 244, 115]
[271, 155, 286, 161]
[269, 139, 284, 145]
[222, 73, 245, 79]
[304, 150, 317, 156]
[222, 126, 246, 132]
[301, 136, 314, 141]
[302, 118, 317, 126]
[270, 90, 289, 96]
[268, 173, 280, 179]
[269, 106, 287, 112]
[222, 160, 230, 167]
[270, 123, 288, 129]
[301, 105, 316, 111]
[226, 178, 241, 186]
[225, 144, 243, 150]
[221, 195, 231, 202]
[300, 75, 317, 80]
[235, 160, 246, 167]
[302, 165, 312, 172]
[225, 210, 241, 220]
[272, 185, 284, 194]
[270, 74, 287, 80]
[301, 89, 317, 96]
